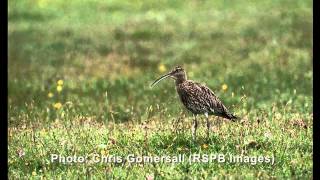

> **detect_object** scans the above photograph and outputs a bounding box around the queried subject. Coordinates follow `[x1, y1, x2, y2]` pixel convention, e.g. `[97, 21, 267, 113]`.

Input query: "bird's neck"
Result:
[175, 76, 186, 85]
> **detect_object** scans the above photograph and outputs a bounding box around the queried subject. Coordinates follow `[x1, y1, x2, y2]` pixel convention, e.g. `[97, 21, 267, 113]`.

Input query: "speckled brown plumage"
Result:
[176, 80, 237, 120]
[151, 66, 238, 140]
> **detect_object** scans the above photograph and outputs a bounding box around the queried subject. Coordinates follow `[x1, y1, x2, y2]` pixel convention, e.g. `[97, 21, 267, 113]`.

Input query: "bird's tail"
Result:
[225, 113, 238, 122]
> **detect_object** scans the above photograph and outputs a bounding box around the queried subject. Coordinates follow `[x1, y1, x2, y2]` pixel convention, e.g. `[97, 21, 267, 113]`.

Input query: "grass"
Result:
[8, 0, 313, 179]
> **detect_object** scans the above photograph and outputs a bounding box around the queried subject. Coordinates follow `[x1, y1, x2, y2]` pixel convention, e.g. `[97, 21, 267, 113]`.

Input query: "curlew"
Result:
[151, 66, 237, 140]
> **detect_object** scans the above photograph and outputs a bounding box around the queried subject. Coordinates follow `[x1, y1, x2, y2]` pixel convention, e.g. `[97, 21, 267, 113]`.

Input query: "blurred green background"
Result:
[8, 0, 312, 124]
[8, 0, 312, 178]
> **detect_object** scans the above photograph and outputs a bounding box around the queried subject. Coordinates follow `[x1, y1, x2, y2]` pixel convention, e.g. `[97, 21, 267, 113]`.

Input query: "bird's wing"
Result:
[177, 81, 209, 113]
[182, 81, 237, 120]
[195, 82, 229, 114]
[178, 80, 231, 116]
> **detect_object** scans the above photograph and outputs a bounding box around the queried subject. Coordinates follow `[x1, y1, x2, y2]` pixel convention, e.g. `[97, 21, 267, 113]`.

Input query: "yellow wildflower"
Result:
[221, 84, 228, 91]
[32, 171, 37, 176]
[56, 85, 63, 92]
[158, 64, 167, 73]
[202, 144, 209, 149]
[48, 92, 54, 98]
[53, 102, 62, 109]
[57, 80, 64, 86]
[101, 150, 107, 156]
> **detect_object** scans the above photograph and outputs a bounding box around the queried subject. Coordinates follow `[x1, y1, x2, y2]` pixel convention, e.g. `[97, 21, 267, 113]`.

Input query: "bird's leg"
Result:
[205, 113, 210, 140]
[217, 117, 221, 131]
[192, 114, 198, 141]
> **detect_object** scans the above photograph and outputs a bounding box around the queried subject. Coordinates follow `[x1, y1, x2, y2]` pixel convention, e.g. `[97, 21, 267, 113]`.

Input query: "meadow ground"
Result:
[8, 0, 313, 179]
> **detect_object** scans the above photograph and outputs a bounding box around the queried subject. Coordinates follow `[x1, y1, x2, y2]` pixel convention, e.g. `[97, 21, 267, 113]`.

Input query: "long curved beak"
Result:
[150, 73, 171, 88]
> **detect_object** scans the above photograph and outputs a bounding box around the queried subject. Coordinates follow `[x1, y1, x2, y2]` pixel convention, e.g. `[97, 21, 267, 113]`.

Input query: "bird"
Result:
[151, 66, 238, 140]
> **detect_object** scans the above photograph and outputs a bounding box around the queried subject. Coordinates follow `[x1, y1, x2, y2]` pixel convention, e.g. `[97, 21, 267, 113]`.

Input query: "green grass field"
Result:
[8, 0, 313, 179]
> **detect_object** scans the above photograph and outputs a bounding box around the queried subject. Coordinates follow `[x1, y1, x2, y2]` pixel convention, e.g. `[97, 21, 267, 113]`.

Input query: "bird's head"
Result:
[151, 66, 187, 87]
